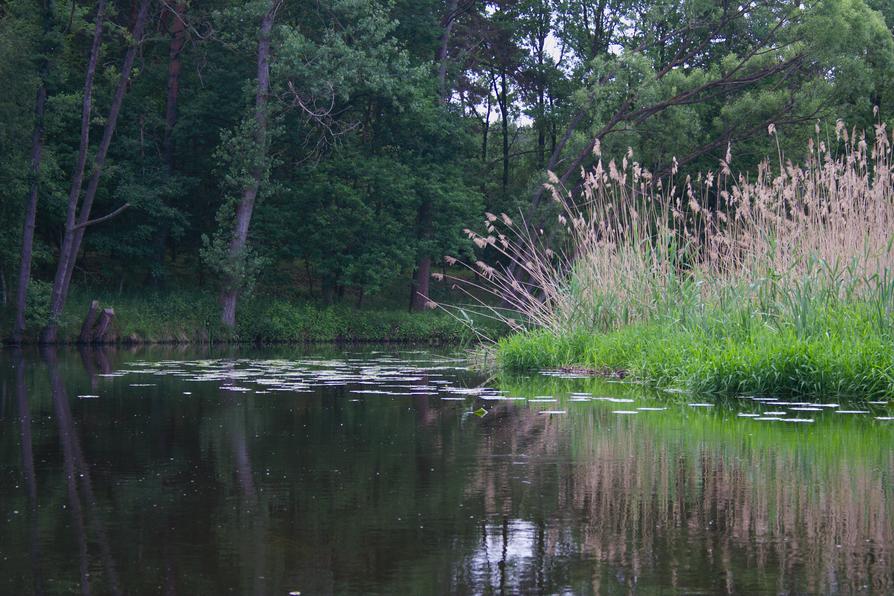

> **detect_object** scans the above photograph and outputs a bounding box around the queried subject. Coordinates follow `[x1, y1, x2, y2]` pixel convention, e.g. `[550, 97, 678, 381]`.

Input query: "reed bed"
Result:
[456, 122, 894, 398]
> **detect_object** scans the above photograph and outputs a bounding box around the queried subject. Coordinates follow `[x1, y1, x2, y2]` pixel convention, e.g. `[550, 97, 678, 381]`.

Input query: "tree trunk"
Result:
[151, 1, 188, 283]
[40, 0, 150, 344]
[537, 89, 545, 168]
[482, 92, 491, 162]
[38, 0, 105, 344]
[410, 256, 432, 311]
[11, 82, 47, 343]
[163, 2, 186, 170]
[78, 300, 100, 343]
[500, 68, 509, 194]
[220, 0, 279, 329]
[93, 308, 115, 343]
[151, 0, 187, 283]
[436, 0, 459, 102]
[12, 0, 54, 343]
[410, 0, 457, 311]
[64, 0, 152, 293]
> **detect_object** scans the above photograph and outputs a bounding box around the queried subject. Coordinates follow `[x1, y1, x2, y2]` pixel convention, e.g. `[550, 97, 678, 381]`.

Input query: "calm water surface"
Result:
[0, 346, 892, 595]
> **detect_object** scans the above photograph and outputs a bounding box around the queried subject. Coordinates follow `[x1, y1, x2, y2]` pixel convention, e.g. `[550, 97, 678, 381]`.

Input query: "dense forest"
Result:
[1, 0, 892, 342]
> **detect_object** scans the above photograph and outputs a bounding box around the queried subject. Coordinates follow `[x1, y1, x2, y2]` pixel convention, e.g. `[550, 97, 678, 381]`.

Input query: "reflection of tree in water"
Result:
[457, 402, 894, 594]
[44, 347, 122, 596]
[13, 350, 44, 596]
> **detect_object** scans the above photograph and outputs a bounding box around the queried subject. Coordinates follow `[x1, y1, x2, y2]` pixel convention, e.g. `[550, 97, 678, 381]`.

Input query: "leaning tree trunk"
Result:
[12, 0, 55, 344]
[410, 0, 458, 312]
[220, 0, 279, 329]
[40, 0, 150, 344]
[37, 0, 105, 344]
[63, 0, 152, 294]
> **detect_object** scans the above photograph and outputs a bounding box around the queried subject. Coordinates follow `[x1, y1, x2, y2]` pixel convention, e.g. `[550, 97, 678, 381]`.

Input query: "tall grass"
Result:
[459, 122, 894, 397]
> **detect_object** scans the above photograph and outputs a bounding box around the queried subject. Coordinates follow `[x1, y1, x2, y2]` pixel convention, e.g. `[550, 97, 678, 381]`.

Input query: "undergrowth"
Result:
[1, 289, 497, 344]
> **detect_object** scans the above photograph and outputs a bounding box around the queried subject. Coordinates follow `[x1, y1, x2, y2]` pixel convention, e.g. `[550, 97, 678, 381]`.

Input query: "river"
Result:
[1, 346, 891, 595]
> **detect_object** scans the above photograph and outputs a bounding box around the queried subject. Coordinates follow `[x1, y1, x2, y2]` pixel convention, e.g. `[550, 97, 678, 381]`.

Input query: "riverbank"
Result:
[472, 129, 894, 401]
[2, 291, 499, 345]
[496, 305, 894, 399]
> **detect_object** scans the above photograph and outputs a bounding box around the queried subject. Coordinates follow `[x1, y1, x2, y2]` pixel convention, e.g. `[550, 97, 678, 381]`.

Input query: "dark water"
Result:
[1, 346, 892, 595]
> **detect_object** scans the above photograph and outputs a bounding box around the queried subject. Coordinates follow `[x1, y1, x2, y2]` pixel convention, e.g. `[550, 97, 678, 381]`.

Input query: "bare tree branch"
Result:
[72, 203, 131, 231]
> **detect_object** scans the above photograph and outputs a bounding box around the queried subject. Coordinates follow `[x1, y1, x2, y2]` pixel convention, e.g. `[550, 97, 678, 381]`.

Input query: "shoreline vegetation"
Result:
[1, 291, 495, 346]
[464, 125, 894, 400]
[2, 0, 893, 386]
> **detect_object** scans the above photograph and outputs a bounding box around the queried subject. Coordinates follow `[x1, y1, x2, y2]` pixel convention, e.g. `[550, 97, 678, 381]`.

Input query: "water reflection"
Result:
[0, 347, 890, 595]
[12, 349, 43, 596]
[44, 346, 122, 596]
[463, 398, 893, 594]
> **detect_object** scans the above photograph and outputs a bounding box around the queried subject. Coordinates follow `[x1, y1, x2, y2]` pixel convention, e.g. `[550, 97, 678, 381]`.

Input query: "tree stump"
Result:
[79, 300, 100, 343]
[94, 308, 115, 343]
[79, 301, 116, 344]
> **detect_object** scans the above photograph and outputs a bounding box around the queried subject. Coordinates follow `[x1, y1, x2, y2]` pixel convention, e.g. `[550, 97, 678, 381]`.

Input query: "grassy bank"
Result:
[497, 310, 894, 398]
[474, 126, 894, 400]
[3, 289, 498, 344]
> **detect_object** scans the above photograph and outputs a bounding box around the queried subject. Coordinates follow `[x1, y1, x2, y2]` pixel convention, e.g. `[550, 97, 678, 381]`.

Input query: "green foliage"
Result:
[1, 0, 893, 338]
[23, 279, 53, 327]
[0, 288, 499, 344]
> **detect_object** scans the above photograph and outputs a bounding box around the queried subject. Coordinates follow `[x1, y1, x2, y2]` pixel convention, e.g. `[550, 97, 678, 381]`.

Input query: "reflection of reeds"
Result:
[462, 402, 893, 594]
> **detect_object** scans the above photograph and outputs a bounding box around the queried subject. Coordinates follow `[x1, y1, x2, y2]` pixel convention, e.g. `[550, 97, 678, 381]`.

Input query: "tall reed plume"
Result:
[450, 121, 894, 337]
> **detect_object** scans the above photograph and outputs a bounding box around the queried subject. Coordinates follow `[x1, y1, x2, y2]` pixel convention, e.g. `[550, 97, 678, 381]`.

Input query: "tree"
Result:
[217, 0, 280, 329]
[10, 0, 55, 344]
[40, 0, 153, 344]
[410, 0, 487, 311]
